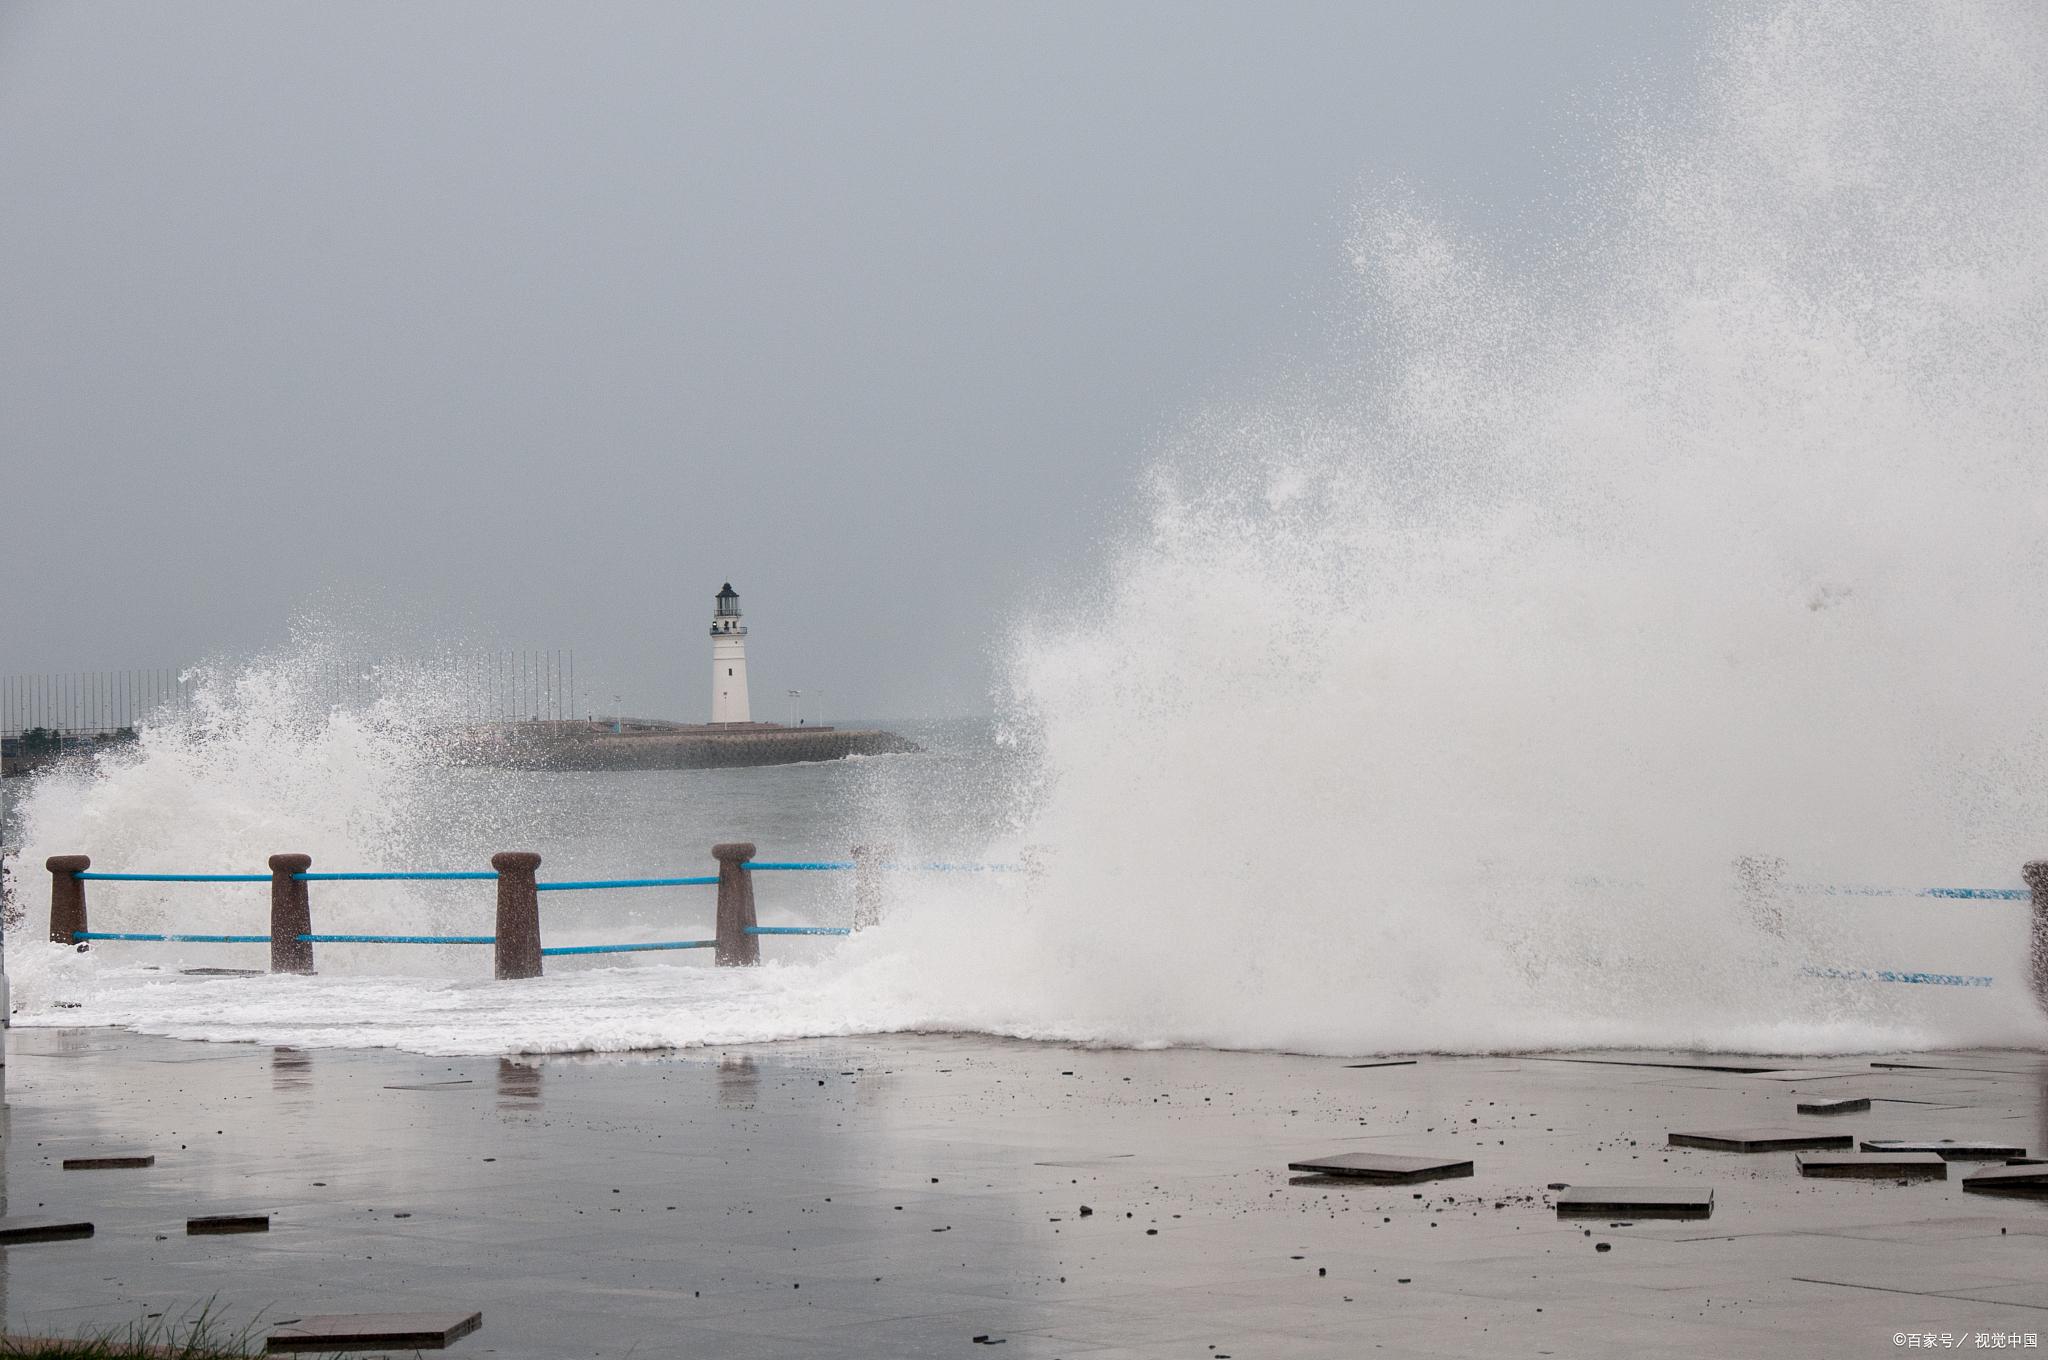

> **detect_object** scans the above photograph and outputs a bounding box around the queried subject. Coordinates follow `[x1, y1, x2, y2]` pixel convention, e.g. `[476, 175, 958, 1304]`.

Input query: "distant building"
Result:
[710, 583, 752, 724]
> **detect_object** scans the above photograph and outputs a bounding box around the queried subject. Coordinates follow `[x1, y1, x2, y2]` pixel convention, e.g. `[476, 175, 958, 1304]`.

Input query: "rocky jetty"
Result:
[452, 719, 919, 771]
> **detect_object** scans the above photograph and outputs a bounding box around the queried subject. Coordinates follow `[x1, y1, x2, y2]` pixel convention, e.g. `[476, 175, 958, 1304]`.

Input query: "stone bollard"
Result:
[269, 854, 315, 975]
[492, 852, 544, 980]
[2024, 862, 2048, 1015]
[851, 843, 892, 931]
[47, 855, 89, 946]
[1734, 854, 1787, 938]
[713, 843, 760, 967]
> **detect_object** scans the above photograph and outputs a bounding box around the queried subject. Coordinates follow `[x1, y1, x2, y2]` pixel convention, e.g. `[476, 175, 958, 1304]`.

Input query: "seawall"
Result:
[453, 721, 920, 771]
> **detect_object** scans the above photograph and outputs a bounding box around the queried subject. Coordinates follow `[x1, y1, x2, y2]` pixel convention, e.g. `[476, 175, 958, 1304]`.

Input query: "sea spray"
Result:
[986, 0, 2048, 1053]
[4, 633, 541, 1003]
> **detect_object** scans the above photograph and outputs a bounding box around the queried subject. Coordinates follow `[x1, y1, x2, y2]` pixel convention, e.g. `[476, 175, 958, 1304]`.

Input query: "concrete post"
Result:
[492, 852, 544, 980]
[1734, 854, 1787, 938]
[713, 842, 760, 966]
[268, 854, 314, 975]
[1, 851, 12, 1032]
[2023, 861, 2048, 1015]
[47, 855, 89, 946]
[851, 843, 892, 931]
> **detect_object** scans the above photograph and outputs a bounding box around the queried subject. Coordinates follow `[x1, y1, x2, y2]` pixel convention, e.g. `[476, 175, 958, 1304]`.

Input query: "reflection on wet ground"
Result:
[271, 1047, 312, 1096]
[495, 1058, 541, 1114]
[1, 1030, 2045, 1357]
[715, 1053, 756, 1108]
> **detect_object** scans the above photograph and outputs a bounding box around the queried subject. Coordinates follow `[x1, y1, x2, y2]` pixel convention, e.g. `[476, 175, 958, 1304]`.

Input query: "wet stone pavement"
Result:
[1, 1030, 2045, 1358]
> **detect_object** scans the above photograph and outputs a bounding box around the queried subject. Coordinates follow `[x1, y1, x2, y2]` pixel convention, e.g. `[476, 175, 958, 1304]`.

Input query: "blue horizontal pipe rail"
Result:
[74, 932, 738, 951]
[1800, 965, 1996, 987]
[76, 931, 270, 943]
[744, 925, 852, 936]
[535, 876, 719, 891]
[296, 871, 499, 882]
[887, 862, 1024, 873]
[299, 933, 495, 945]
[66, 868, 2024, 898]
[75, 863, 1023, 878]
[1793, 885, 2026, 901]
[75, 873, 270, 883]
[540, 940, 717, 956]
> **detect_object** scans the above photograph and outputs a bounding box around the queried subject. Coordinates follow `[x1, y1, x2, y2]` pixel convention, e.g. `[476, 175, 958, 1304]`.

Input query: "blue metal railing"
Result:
[1800, 966, 1996, 988]
[60, 856, 863, 957]
[70, 861, 1030, 882]
[301, 933, 494, 945]
[62, 862, 2028, 991]
[300, 871, 499, 882]
[76, 873, 270, 883]
[1792, 885, 2027, 901]
[745, 860, 1025, 873]
[76, 931, 271, 944]
[896, 861, 1025, 872]
[540, 940, 716, 956]
[535, 876, 720, 891]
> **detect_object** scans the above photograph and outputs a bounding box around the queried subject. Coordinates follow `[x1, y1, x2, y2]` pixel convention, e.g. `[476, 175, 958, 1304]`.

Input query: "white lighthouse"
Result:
[710, 582, 752, 724]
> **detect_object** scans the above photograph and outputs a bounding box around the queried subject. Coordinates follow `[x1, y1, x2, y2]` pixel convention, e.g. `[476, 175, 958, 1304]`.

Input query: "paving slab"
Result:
[1870, 1055, 2048, 1075]
[1553, 1186, 1715, 1219]
[1796, 1152, 1947, 1180]
[383, 1079, 477, 1091]
[188, 1213, 272, 1235]
[1284, 1152, 1473, 1183]
[1859, 1138, 2028, 1161]
[1524, 1052, 1789, 1073]
[1796, 1096, 1870, 1114]
[0, 1218, 95, 1245]
[59, 1153, 155, 1170]
[1668, 1127, 1855, 1153]
[1960, 1164, 2048, 1197]
[265, 1310, 482, 1352]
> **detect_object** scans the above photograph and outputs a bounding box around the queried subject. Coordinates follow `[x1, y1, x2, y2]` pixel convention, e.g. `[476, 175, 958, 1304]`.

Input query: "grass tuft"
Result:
[0, 1304, 292, 1359]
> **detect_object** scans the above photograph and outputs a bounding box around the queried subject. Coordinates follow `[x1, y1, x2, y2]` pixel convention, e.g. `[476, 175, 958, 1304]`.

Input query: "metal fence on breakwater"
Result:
[2, 653, 598, 743]
[1, 670, 196, 739]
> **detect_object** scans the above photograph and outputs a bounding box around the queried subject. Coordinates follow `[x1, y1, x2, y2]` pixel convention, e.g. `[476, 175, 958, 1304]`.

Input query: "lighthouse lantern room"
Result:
[710, 583, 752, 724]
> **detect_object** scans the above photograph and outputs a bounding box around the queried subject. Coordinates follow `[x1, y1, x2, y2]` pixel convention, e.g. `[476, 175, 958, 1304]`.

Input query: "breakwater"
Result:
[2, 731, 128, 780]
[2, 720, 920, 779]
[454, 720, 920, 771]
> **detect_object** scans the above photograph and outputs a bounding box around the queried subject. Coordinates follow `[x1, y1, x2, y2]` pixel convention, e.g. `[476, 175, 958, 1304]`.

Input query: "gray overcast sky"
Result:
[0, 1, 1710, 721]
